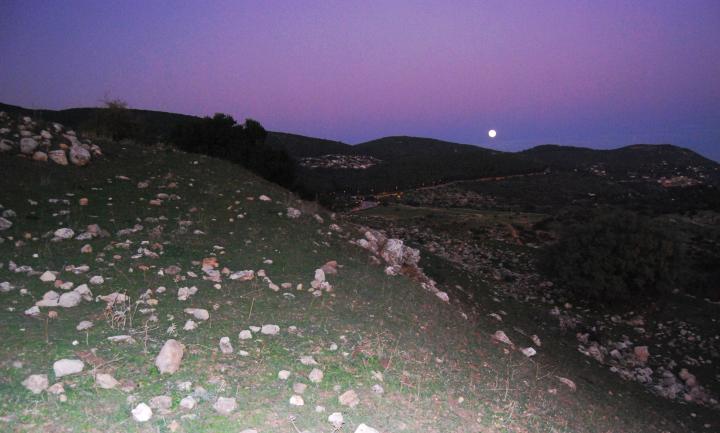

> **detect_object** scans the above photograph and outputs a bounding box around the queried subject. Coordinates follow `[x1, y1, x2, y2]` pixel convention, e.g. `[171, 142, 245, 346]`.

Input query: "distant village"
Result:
[299, 154, 380, 170]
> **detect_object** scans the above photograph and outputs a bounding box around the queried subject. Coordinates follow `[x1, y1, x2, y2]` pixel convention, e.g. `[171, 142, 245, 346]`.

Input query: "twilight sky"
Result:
[1, 0, 719, 160]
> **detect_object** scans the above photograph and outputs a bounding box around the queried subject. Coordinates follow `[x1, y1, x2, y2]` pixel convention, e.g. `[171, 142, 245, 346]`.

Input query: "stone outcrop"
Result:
[0, 112, 101, 166]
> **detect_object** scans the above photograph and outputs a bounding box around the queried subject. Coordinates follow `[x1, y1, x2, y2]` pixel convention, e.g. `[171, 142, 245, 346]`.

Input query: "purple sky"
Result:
[1, 1, 719, 160]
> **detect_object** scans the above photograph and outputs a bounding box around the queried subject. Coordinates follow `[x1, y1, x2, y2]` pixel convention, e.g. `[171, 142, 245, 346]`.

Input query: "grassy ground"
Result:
[0, 141, 708, 432]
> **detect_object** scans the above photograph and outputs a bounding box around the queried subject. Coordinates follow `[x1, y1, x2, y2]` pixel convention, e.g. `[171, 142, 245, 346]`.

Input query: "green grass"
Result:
[0, 140, 713, 432]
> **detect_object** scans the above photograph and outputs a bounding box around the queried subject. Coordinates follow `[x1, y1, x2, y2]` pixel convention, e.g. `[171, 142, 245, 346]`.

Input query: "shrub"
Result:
[541, 210, 679, 303]
[171, 114, 295, 188]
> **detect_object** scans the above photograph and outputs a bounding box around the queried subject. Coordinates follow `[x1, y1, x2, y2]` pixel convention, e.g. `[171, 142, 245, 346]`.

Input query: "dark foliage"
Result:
[171, 114, 295, 188]
[541, 210, 680, 303]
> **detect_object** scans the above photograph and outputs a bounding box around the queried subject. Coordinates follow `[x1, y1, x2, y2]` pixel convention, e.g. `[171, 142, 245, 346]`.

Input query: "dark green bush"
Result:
[541, 210, 680, 302]
[171, 114, 295, 188]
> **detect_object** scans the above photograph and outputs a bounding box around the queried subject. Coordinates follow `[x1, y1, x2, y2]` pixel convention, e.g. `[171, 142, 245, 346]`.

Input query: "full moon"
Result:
[488, 129, 497, 138]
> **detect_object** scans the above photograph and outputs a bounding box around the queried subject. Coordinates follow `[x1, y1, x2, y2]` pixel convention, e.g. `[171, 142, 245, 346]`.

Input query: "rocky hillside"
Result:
[0, 115, 711, 432]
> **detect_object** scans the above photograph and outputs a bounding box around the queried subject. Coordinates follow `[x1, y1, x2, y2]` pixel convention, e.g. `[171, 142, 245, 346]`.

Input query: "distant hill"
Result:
[266, 132, 351, 158]
[0, 102, 196, 143]
[282, 135, 543, 199]
[523, 144, 720, 185]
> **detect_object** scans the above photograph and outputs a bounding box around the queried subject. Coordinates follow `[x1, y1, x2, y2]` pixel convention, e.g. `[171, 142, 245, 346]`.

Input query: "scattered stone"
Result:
[58, 291, 82, 308]
[229, 270, 254, 281]
[278, 370, 291, 380]
[89, 275, 104, 285]
[180, 395, 197, 410]
[299, 355, 318, 366]
[81, 244, 93, 254]
[287, 207, 301, 218]
[33, 151, 48, 162]
[95, 373, 120, 389]
[293, 382, 308, 394]
[183, 320, 197, 331]
[96, 292, 127, 305]
[22, 374, 48, 394]
[328, 412, 344, 428]
[36, 290, 60, 307]
[177, 286, 198, 300]
[131, 403, 152, 422]
[372, 384, 384, 395]
[73, 284, 93, 301]
[164, 265, 182, 275]
[177, 381, 192, 392]
[321, 260, 338, 275]
[53, 359, 84, 378]
[258, 195, 271, 202]
[155, 339, 185, 374]
[107, 335, 136, 344]
[184, 308, 209, 321]
[634, 346, 650, 364]
[261, 324, 280, 335]
[339, 389, 360, 408]
[355, 424, 380, 433]
[24, 306, 40, 316]
[47, 382, 65, 395]
[492, 330, 514, 346]
[40, 271, 57, 282]
[557, 376, 577, 392]
[219, 337, 233, 354]
[0, 138, 13, 152]
[435, 291, 450, 302]
[213, 397, 237, 415]
[69, 144, 91, 166]
[54, 228, 75, 240]
[0, 216, 12, 231]
[289, 395, 304, 406]
[238, 329, 252, 340]
[149, 395, 172, 413]
[521, 347, 537, 358]
[308, 368, 324, 383]
[48, 150, 68, 165]
[20, 137, 38, 154]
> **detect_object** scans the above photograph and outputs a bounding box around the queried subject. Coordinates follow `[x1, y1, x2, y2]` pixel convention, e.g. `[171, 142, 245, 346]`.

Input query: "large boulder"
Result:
[69, 144, 91, 166]
[155, 339, 184, 374]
